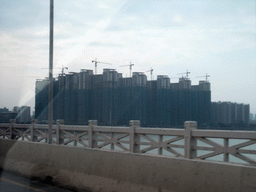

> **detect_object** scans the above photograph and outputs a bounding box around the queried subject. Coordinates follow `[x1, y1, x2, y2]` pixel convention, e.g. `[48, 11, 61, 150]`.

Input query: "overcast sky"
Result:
[0, 0, 255, 114]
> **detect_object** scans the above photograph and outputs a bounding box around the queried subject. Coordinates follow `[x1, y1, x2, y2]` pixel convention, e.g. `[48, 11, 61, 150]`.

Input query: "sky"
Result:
[0, 0, 255, 114]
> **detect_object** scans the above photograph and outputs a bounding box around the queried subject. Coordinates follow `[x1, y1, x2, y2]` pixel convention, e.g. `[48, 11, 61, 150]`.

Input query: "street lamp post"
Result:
[48, 0, 54, 144]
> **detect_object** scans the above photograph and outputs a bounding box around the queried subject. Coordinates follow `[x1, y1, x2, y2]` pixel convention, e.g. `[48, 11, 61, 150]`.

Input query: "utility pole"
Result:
[48, 0, 54, 144]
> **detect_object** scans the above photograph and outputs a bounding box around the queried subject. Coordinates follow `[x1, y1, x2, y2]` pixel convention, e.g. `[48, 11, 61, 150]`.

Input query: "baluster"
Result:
[88, 120, 98, 148]
[56, 119, 64, 144]
[45, 127, 48, 143]
[74, 131, 77, 146]
[111, 132, 114, 150]
[224, 138, 229, 162]
[129, 120, 140, 153]
[31, 119, 38, 142]
[3, 126, 5, 139]
[184, 121, 197, 159]
[158, 135, 163, 155]
[10, 119, 16, 140]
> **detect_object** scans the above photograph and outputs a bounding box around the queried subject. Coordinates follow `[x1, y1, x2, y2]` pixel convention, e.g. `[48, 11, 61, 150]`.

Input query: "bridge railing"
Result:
[0, 120, 255, 165]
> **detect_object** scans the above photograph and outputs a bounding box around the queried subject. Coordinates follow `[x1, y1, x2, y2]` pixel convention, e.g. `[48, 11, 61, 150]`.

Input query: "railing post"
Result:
[2, 127, 5, 139]
[10, 119, 16, 140]
[224, 138, 229, 162]
[184, 121, 197, 159]
[74, 131, 77, 147]
[111, 132, 114, 150]
[56, 119, 64, 145]
[158, 135, 163, 155]
[88, 120, 98, 148]
[31, 119, 38, 142]
[129, 120, 140, 153]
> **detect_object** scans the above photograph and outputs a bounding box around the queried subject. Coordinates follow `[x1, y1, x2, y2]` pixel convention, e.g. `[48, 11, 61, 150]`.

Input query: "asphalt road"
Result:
[0, 170, 74, 192]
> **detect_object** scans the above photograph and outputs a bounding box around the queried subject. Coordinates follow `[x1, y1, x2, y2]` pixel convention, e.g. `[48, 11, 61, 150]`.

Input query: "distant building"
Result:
[13, 106, 31, 123]
[211, 101, 250, 126]
[250, 113, 254, 120]
[35, 69, 211, 127]
[0, 110, 17, 123]
[219, 102, 231, 124]
[250, 113, 256, 125]
[243, 104, 250, 125]
[0, 107, 9, 113]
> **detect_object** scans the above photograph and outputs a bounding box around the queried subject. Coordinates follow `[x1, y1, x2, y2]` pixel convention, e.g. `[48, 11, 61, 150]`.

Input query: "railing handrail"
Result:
[192, 129, 256, 139]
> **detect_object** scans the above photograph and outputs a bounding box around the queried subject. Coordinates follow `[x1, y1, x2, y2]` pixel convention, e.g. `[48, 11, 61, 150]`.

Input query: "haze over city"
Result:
[0, 0, 255, 113]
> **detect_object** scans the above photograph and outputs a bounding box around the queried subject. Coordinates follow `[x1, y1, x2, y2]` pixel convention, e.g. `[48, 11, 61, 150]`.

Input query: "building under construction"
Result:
[35, 69, 211, 127]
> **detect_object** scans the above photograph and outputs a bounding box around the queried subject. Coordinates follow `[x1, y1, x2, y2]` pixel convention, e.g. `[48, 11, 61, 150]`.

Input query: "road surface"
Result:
[0, 170, 75, 192]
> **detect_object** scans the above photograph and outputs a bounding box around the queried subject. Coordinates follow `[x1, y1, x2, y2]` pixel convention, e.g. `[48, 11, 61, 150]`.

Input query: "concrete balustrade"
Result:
[0, 120, 256, 165]
[0, 120, 256, 191]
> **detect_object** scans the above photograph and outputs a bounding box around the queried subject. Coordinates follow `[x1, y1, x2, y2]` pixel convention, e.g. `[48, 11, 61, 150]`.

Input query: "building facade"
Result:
[0, 107, 17, 123]
[13, 106, 31, 124]
[35, 69, 211, 127]
[211, 102, 250, 126]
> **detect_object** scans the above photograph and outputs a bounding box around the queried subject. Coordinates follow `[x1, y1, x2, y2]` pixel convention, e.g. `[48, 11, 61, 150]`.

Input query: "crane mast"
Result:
[146, 67, 153, 80]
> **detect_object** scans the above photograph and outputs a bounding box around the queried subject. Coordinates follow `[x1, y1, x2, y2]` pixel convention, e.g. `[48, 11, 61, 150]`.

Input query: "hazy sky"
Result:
[0, 0, 256, 114]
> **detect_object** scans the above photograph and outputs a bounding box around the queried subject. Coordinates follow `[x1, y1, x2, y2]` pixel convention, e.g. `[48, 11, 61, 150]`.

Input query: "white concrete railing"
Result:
[0, 120, 255, 165]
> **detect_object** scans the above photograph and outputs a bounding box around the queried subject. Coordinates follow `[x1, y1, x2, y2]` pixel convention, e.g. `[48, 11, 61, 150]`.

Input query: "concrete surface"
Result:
[0, 139, 255, 192]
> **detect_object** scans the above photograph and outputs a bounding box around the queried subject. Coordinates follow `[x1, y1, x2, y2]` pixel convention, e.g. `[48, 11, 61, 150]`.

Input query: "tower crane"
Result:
[196, 73, 210, 82]
[177, 70, 190, 80]
[146, 67, 153, 80]
[92, 58, 112, 75]
[120, 62, 134, 77]
[61, 66, 68, 76]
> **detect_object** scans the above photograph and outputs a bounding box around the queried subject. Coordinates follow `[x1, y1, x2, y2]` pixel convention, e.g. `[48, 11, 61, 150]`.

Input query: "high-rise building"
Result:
[219, 102, 231, 124]
[35, 77, 59, 122]
[35, 69, 211, 127]
[244, 104, 250, 125]
[13, 106, 31, 123]
[211, 102, 250, 126]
